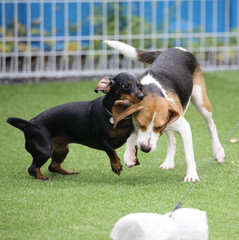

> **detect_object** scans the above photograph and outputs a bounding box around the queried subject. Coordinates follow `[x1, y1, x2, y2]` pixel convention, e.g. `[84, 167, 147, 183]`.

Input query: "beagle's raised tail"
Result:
[104, 40, 161, 64]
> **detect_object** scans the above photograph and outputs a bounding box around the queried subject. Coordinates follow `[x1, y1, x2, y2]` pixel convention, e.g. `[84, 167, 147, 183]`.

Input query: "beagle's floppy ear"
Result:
[112, 100, 143, 129]
[167, 101, 181, 125]
[95, 76, 114, 94]
[159, 101, 181, 136]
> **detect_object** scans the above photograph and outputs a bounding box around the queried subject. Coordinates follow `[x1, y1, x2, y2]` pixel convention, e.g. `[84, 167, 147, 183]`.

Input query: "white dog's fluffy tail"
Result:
[104, 40, 161, 64]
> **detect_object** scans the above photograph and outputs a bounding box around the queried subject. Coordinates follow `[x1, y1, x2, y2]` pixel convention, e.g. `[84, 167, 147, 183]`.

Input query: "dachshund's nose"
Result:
[136, 92, 144, 101]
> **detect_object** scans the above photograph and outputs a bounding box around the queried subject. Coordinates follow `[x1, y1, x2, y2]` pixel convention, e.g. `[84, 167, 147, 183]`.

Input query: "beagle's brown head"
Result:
[112, 94, 181, 153]
[95, 72, 144, 103]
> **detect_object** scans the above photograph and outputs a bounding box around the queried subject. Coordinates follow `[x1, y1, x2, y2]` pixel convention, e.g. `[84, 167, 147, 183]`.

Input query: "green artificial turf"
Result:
[0, 71, 239, 240]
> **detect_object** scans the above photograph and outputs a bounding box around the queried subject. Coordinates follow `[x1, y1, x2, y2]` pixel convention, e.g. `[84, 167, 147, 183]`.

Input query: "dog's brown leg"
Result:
[49, 145, 79, 175]
[28, 152, 50, 181]
[108, 149, 123, 175]
[28, 166, 49, 181]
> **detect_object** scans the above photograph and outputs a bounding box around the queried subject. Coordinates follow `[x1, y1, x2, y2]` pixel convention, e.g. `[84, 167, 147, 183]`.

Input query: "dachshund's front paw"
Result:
[111, 162, 123, 176]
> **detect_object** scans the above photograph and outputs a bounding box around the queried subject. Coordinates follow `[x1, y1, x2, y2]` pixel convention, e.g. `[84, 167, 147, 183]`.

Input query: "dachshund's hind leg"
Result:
[26, 136, 51, 181]
[28, 152, 51, 181]
[49, 144, 79, 175]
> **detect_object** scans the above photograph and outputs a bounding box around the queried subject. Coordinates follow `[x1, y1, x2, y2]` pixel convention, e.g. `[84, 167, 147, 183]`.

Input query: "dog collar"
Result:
[109, 117, 114, 124]
[104, 107, 114, 124]
[105, 107, 131, 125]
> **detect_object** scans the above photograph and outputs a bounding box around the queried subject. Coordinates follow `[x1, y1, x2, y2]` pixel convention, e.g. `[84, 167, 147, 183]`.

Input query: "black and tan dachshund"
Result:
[7, 72, 144, 180]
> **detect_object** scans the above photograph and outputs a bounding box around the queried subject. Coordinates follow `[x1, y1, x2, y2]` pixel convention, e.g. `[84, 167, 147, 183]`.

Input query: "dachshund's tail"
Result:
[7, 117, 35, 132]
[104, 40, 161, 64]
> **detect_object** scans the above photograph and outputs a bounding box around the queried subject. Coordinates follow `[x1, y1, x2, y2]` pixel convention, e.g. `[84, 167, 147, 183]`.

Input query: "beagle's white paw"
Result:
[160, 161, 175, 170]
[184, 172, 200, 182]
[124, 148, 139, 168]
[213, 146, 225, 164]
[124, 157, 138, 168]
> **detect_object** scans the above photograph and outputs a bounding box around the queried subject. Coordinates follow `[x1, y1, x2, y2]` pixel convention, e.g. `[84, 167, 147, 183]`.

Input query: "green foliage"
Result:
[0, 71, 239, 239]
[93, 3, 151, 50]
[0, 18, 54, 52]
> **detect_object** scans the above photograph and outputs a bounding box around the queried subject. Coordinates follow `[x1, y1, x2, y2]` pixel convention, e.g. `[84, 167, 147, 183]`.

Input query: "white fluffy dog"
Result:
[110, 208, 208, 240]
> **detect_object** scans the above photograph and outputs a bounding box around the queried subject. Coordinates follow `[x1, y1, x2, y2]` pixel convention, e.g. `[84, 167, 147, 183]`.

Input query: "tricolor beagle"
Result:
[105, 40, 225, 182]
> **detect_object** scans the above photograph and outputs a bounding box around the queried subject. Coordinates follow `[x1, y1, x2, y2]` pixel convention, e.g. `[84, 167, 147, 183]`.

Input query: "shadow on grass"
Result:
[40, 165, 184, 188]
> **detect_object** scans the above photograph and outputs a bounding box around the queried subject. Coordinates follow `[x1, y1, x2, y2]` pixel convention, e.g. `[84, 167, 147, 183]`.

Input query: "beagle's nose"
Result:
[140, 144, 151, 153]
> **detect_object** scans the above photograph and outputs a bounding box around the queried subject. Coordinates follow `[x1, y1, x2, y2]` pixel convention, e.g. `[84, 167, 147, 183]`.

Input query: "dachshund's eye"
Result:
[137, 84, 143, 91]
[123, 83, 130, 89]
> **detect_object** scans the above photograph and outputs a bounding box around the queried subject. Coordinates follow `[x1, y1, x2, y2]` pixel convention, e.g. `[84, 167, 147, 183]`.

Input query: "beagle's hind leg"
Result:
[49, 139, 79, 175]
[191, 69, 225, 163]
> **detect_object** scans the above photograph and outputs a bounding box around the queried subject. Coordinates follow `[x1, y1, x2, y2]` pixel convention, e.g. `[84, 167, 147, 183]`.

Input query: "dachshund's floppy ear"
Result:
[112, 100, 143, 129]
[95, 76, 114, 94]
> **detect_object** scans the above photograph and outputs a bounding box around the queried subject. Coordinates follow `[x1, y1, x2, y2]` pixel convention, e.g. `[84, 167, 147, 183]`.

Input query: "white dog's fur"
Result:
[110, 208, 209, 240]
